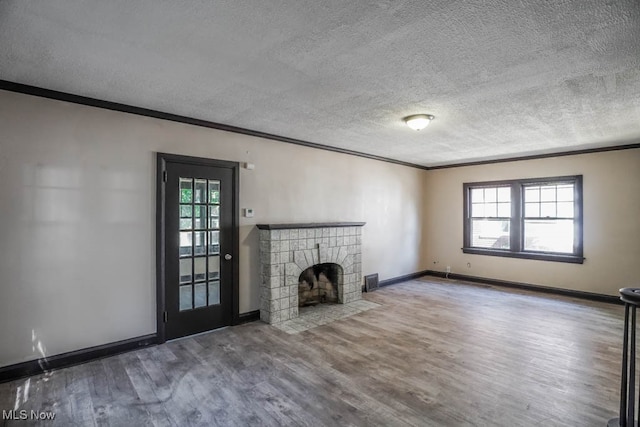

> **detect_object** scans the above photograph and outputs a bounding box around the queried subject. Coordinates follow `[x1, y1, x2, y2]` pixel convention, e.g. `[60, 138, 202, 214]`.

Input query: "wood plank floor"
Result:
[0, 277, 625, 426]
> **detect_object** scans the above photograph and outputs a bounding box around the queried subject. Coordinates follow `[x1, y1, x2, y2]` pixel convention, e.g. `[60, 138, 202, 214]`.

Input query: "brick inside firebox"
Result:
[298, 263, 342, 306]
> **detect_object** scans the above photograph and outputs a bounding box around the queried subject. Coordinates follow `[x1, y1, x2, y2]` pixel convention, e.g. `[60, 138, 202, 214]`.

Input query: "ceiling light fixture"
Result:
[404, 114, 434, 131]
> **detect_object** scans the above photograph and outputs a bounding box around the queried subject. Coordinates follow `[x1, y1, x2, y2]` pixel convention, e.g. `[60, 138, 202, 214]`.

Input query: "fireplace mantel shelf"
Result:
[256, 222, 365, 230]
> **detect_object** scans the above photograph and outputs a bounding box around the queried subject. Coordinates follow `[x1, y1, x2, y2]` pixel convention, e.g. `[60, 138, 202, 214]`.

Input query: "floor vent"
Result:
[364, 273, 379, 292]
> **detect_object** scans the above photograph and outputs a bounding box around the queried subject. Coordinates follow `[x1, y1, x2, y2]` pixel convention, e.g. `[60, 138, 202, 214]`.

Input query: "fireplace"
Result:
[257, 222, 365, 324]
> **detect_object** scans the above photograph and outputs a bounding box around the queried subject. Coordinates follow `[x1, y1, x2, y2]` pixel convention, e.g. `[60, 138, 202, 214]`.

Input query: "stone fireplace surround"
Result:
[257, 222, 365, 324]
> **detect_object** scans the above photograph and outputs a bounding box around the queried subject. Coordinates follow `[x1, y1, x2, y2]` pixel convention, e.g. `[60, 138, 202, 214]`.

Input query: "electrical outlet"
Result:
[446, 266, 451, 273]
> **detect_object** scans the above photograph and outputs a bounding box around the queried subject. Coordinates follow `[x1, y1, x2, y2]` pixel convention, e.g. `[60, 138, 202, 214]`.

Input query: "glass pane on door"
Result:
[179, 232, 192, 257]
[194, 257, 206, 282]
[194, 231, 206, 255]
[194, 205, 207, 230]
[194, 283, 207, 308]
[208, 281, 220, 306]
[180, 178, 193, 203]
[208, 256, 219, 280]
[179, 285, 192, 311]
[209, 180, 220, 204]
[208, 231, 220, 254]
[194, 179, 207, 203]
[177, 177, 222, 312]
[180, 205, 192, 230]
[209, 205, 220, 229]
[179, 258, 192, 284]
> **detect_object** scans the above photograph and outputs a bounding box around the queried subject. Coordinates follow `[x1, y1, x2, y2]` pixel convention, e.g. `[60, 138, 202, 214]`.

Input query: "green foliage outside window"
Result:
[181, 189, 192, 203]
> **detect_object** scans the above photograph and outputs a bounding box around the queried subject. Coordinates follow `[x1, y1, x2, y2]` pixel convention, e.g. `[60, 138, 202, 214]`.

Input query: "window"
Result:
[463, 175, 583, 263]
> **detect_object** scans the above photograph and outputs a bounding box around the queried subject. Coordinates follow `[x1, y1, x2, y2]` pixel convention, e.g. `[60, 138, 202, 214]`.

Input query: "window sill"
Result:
[461, 247, 584, 264]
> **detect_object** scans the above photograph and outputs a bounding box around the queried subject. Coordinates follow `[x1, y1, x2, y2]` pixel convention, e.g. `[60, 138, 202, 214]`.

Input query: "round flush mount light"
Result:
[403, 114, 434, 131]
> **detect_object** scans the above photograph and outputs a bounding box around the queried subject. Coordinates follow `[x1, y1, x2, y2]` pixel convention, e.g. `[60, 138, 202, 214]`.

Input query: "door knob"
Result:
[224, 254, 232, 260]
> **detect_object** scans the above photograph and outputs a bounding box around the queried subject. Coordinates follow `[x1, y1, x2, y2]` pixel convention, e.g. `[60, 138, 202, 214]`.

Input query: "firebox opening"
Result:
[298, 263, 343, 307]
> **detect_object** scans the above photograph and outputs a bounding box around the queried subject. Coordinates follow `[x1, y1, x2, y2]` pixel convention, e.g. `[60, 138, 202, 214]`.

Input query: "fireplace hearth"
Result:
[257, 222, 365, 324]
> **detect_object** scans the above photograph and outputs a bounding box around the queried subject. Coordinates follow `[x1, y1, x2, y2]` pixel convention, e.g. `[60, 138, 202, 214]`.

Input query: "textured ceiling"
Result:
[1, 0, 639, 167]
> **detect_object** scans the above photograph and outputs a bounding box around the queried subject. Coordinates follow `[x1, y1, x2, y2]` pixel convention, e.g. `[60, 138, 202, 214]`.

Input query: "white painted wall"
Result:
[422, 149, 640, 295]
[0, 90, 428, 367]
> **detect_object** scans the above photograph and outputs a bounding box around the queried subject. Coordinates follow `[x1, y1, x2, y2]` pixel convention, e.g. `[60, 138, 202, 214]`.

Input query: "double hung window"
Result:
[463, 175, 583, 263]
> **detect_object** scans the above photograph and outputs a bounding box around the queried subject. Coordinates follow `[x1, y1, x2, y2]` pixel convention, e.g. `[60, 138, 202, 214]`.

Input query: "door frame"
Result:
[156, 152, 240, 343]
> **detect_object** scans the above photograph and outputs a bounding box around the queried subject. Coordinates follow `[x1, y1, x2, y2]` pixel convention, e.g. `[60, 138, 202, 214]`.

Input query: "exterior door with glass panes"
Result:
[162, 158, 236, 340]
